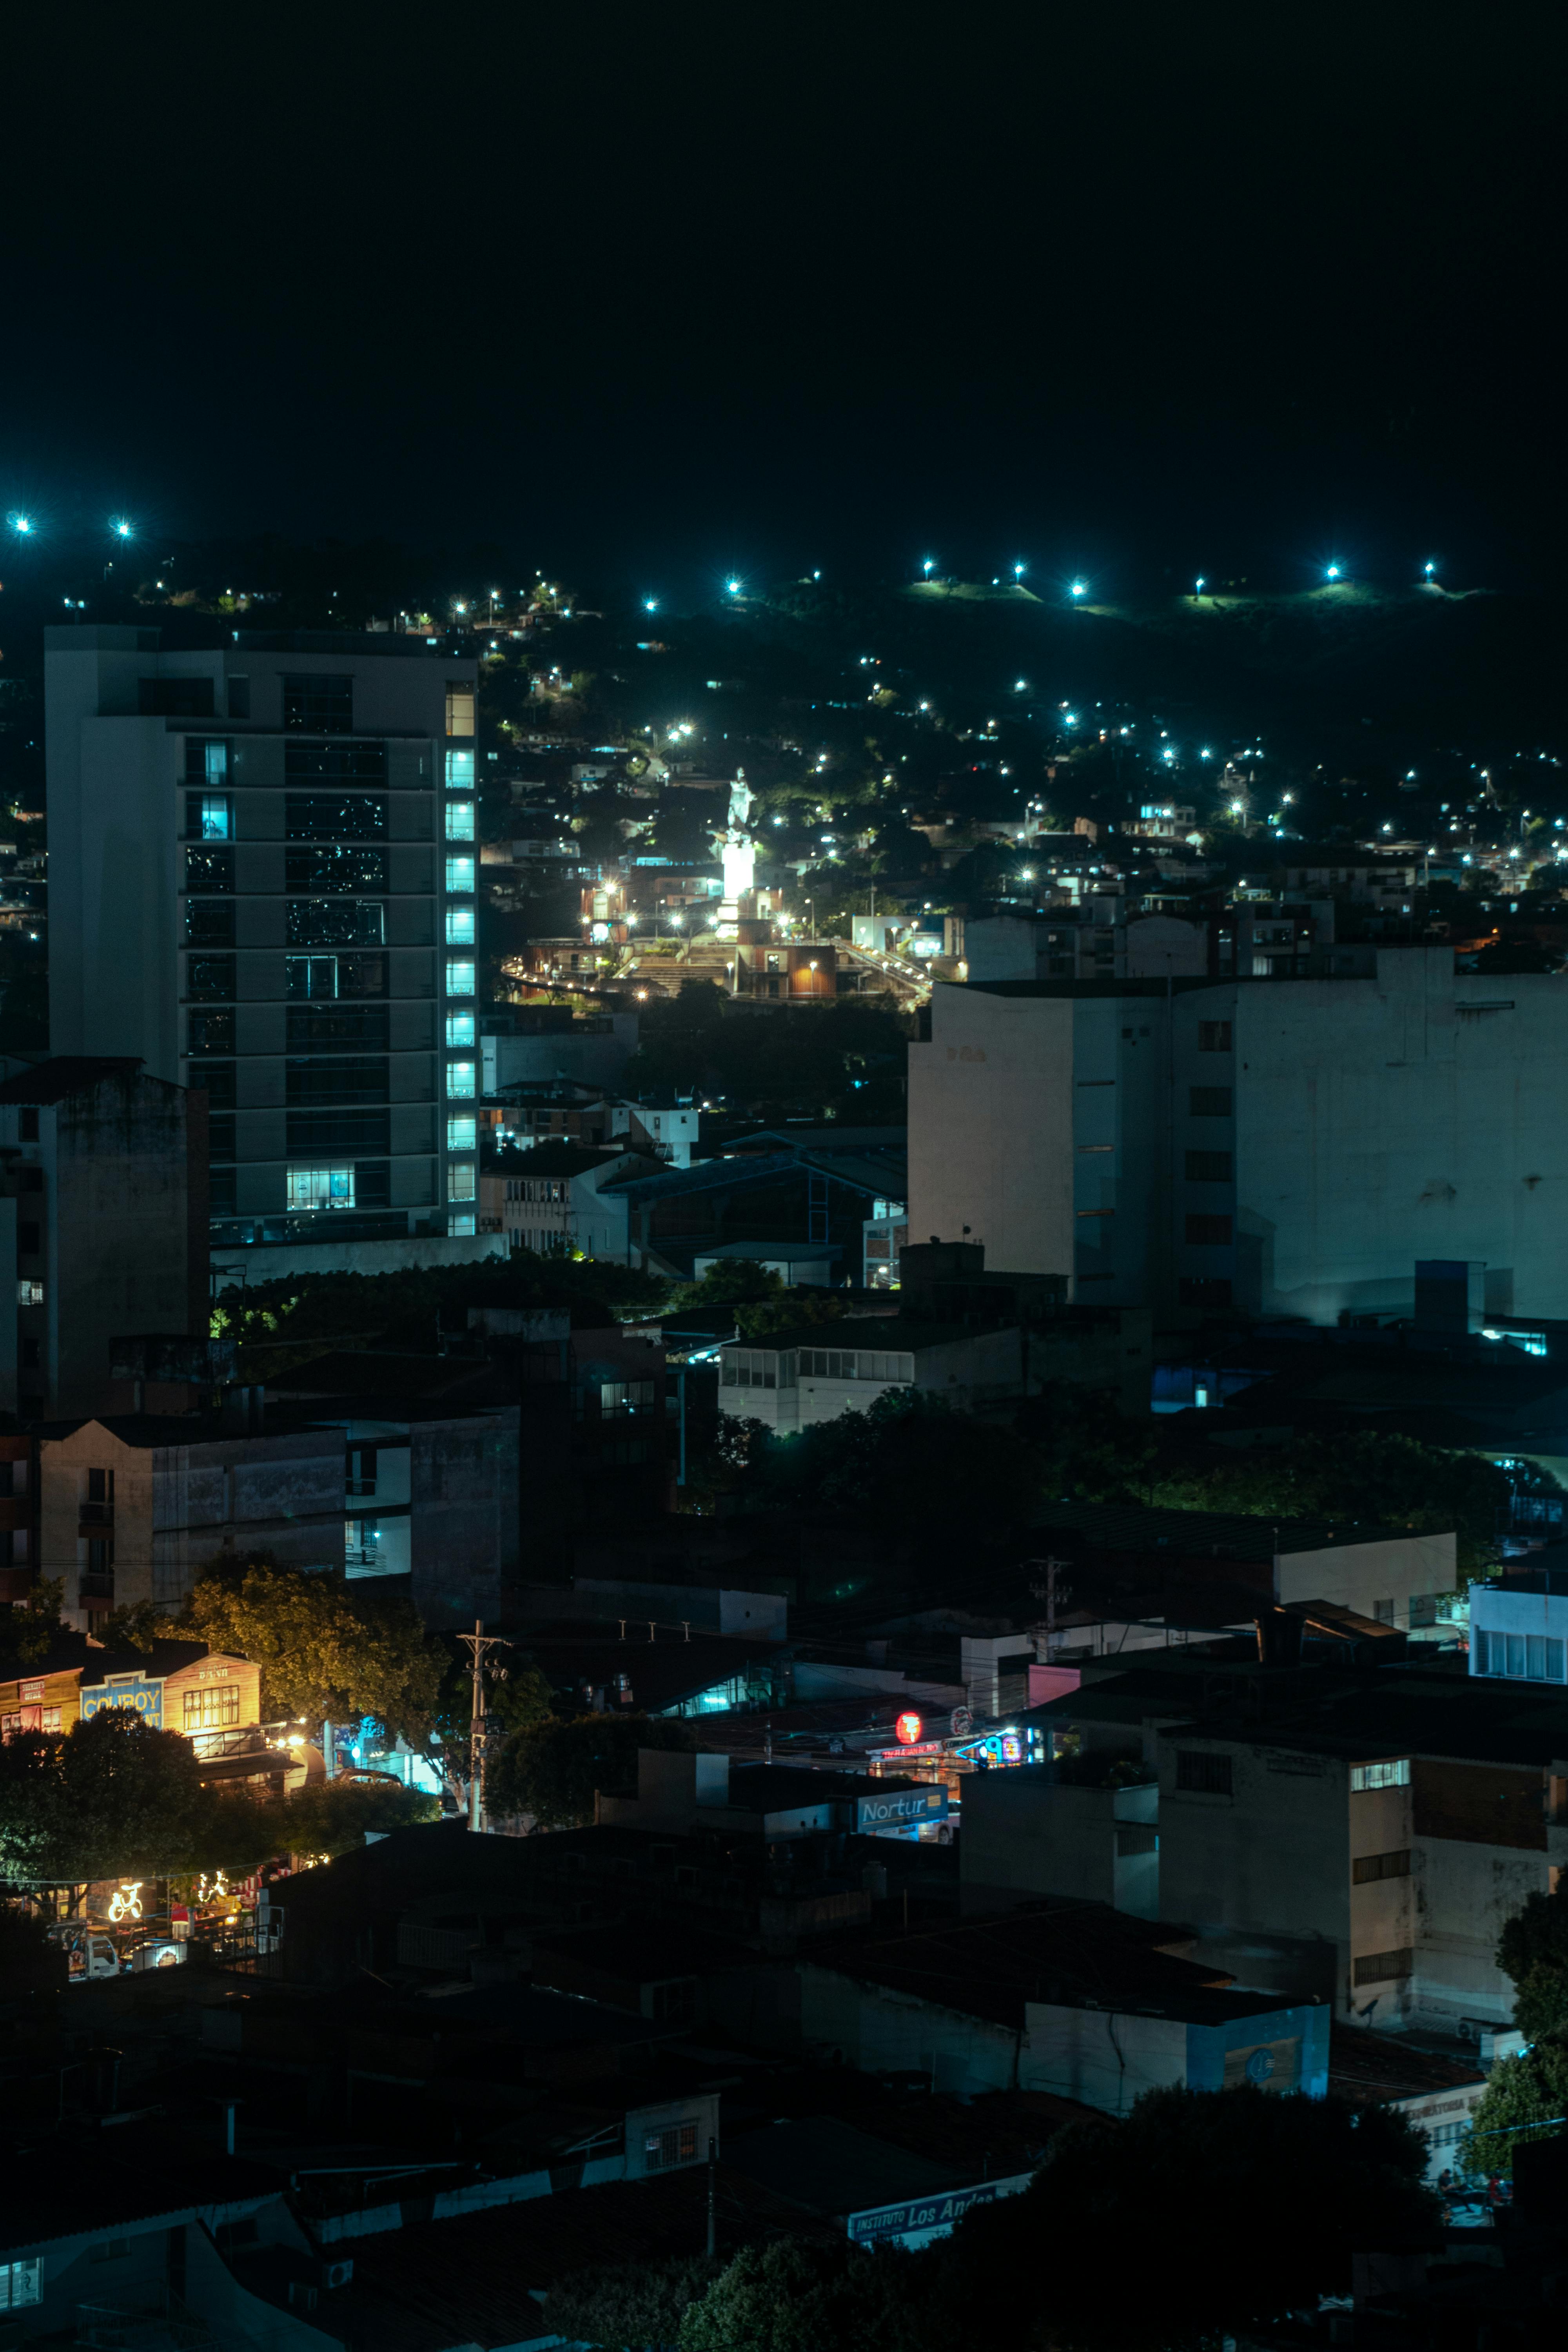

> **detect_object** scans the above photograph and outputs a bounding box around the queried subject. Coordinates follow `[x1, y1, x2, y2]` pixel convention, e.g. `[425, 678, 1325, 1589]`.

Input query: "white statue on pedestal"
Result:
[715, 767, 757, 902]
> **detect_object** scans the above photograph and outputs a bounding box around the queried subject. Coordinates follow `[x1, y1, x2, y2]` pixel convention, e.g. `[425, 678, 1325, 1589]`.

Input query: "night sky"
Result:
[2, 14, 1560, 599]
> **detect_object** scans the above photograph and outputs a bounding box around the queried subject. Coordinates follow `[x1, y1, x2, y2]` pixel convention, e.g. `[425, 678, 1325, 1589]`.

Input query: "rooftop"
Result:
[0, 1055, 143, 1105]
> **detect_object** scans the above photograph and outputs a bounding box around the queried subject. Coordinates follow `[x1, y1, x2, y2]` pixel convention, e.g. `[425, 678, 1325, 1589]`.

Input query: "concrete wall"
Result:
[961, 1771, 1159, 1916]
[1155, 1735, 1350, 2006]
[483, 1019, 636, 1093]
[910, 953, 1568, 1320]
[212, 1232, 508, 1286]
[797, 1963, 1023, 2094]
[1022, 2002, 1188, 2113]
[39, 1421, 349, 1623]
[409, 1408, 519, 1627]
[1277, 1532, 1457, 1614]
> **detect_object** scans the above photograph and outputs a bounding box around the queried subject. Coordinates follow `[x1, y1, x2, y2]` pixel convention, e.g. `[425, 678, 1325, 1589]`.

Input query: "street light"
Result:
[1069, 580, 1087, 600]
[1013, 562, 1026, 580]
[725, 578, 742, 596]
[8, 513, 34, 536]
[1325, 564, 1342, 583]
[1194, 576, 1205, 595]
[922, 557, 935, 579]
[1423, 560, 1437, 580]
[644, 597, 658, 612]
[111, 517, 132, 539]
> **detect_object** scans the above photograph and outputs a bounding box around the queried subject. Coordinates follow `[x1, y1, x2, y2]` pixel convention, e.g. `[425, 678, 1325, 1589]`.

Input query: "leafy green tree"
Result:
[734, 1290, 848, 1341]
[0, 1577, 69, 1673]
[0, 1710, 209, 1882]
[1458, 2041, 1568, 2178]
[679, 2238, 929, 2352]
[941, 2085, 1438, 2351]
[669, 1261, 784, 1310]
[240, 1778, 439, 1863]
[546, 2255, 722, 2350]
[180, 1559, 442, 1742]
[488, 1713, 699, 1830]
[1496, 1882, 1568, 2040]
[1019, 1383, 1161, 1504]
[1151, 1430, 1539, 1580]
[746, 1389, 1039, 1533]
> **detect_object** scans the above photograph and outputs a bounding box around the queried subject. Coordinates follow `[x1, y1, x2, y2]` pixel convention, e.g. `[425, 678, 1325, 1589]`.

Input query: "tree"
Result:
[240, 1778, 439, 1864]
[546, 2255, 722, 2350]
[1458, 2041, 1568, 2178]
[745, 1389, 1039, 1534]
[1151, 1430, 1539, 1581]
[0, 1578, 69, 1674]
[487, 1713, 699, 1831]
[947, 2085, 1439, 2352]
[180, 1559, 443, 1742]
[1496, 1882, 1568, 2040]
[0, 1710, 210, 1882]
[679, 2238, 930, 2352]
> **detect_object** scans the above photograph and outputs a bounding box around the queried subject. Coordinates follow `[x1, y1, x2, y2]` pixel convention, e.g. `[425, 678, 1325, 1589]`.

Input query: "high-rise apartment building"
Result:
[910, 948, 1568, 1323]
[45, 628, 481, 1259]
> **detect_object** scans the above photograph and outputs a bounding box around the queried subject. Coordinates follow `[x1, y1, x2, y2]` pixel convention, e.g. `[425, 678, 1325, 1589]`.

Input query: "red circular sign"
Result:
[896, 1711, 923, 1746]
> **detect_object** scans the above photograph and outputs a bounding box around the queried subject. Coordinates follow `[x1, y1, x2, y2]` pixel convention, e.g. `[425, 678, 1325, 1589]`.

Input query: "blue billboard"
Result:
[855, 1784, 948, 1833]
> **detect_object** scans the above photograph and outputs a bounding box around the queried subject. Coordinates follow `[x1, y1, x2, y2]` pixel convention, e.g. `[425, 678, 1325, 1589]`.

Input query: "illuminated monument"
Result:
[713, 769, 758, 936]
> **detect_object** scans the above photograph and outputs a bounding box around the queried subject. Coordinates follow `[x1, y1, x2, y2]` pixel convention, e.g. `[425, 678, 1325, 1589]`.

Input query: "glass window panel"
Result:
[446, 1116, 477, 1151]
[445, 1010, 476, 1046]
[1527, 1635, 1548, 1680]
[201, 795, 232, 839]
[445, 958, 476, 996]
[1507, 1633, 1526, 1678]
[445, 747, 475, 788]
[1548, 1640, 1566, 1683]
[447, 1160, 476, 1201]
[445, 855, 476, 894]
[285, 1165, 355, 1210]
[449, 1210, 477, 1235]
[445, 800, 475, 841]
[447, 1061, 477, 1098]
[445, 687, 476, 737]
[445, 906, 475, 945]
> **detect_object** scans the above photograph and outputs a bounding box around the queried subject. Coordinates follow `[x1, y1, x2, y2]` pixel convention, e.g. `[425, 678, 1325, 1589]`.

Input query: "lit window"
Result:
[446, 1116, 477, 1152]
[16, 1280, 44, 1307]
[447, 1160, 476, 1201]
[445, 957, 476, 997]
[445, 686, 476, 738]
[0, 2260, 42, 2310]
[445, 747, 475, 788]
[448, 1211, 477, 1236]
[285, 1166, 355, 1211]
[445, 800, 475, 841]
[447, 1062, 477, 1099]
[200, 795, 232, 839]
[445, 1010, 476, 1047]
[1349, 1759, 1411, 1792]
[446, 906, 475, 945]
[445, 855, 475, 894]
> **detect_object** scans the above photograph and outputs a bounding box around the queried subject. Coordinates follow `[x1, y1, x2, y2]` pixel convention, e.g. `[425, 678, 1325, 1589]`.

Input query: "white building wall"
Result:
[1022, 2002, 1187, 2113]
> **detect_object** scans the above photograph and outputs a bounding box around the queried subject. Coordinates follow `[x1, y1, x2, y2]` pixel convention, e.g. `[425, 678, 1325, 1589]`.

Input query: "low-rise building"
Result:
[1, 1636, 260, 1750]
[718, 1315, 1025, 1432]
[479, 1141, 654, 1259]
[0, 1057, 207, 1422]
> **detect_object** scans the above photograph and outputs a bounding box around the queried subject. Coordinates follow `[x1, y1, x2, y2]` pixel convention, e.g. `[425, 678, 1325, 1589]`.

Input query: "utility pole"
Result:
[706, 2136, 717, 2258]
[456, 1619, 511, 1833]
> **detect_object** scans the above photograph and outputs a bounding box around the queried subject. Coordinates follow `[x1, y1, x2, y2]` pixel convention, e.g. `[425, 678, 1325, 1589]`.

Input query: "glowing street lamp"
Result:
[1013, 561, 1026, 580]
[1325, 564, 1342, 583]
[726, 578, 742, 597]
[644, 597, 658, 612]
[1069, 580, 1087, 600]
[1423, 560, 1437, 580]
[111, 517, 132, 539]
[9, 513, 34, 536]
[1194, 576, 1205, 595]
[922, 557, 935, 578]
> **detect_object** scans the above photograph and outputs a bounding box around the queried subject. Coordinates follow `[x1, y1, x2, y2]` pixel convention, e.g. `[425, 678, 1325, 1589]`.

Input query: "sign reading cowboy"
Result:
[855, 1784, 949, 1833]
[848, 2172, 1033, 2250]
[81, 1671, 165, 1728]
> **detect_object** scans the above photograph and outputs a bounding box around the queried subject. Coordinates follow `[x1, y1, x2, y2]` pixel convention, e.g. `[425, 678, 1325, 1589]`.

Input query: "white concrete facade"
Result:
[909, 950, 1568, 1321]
